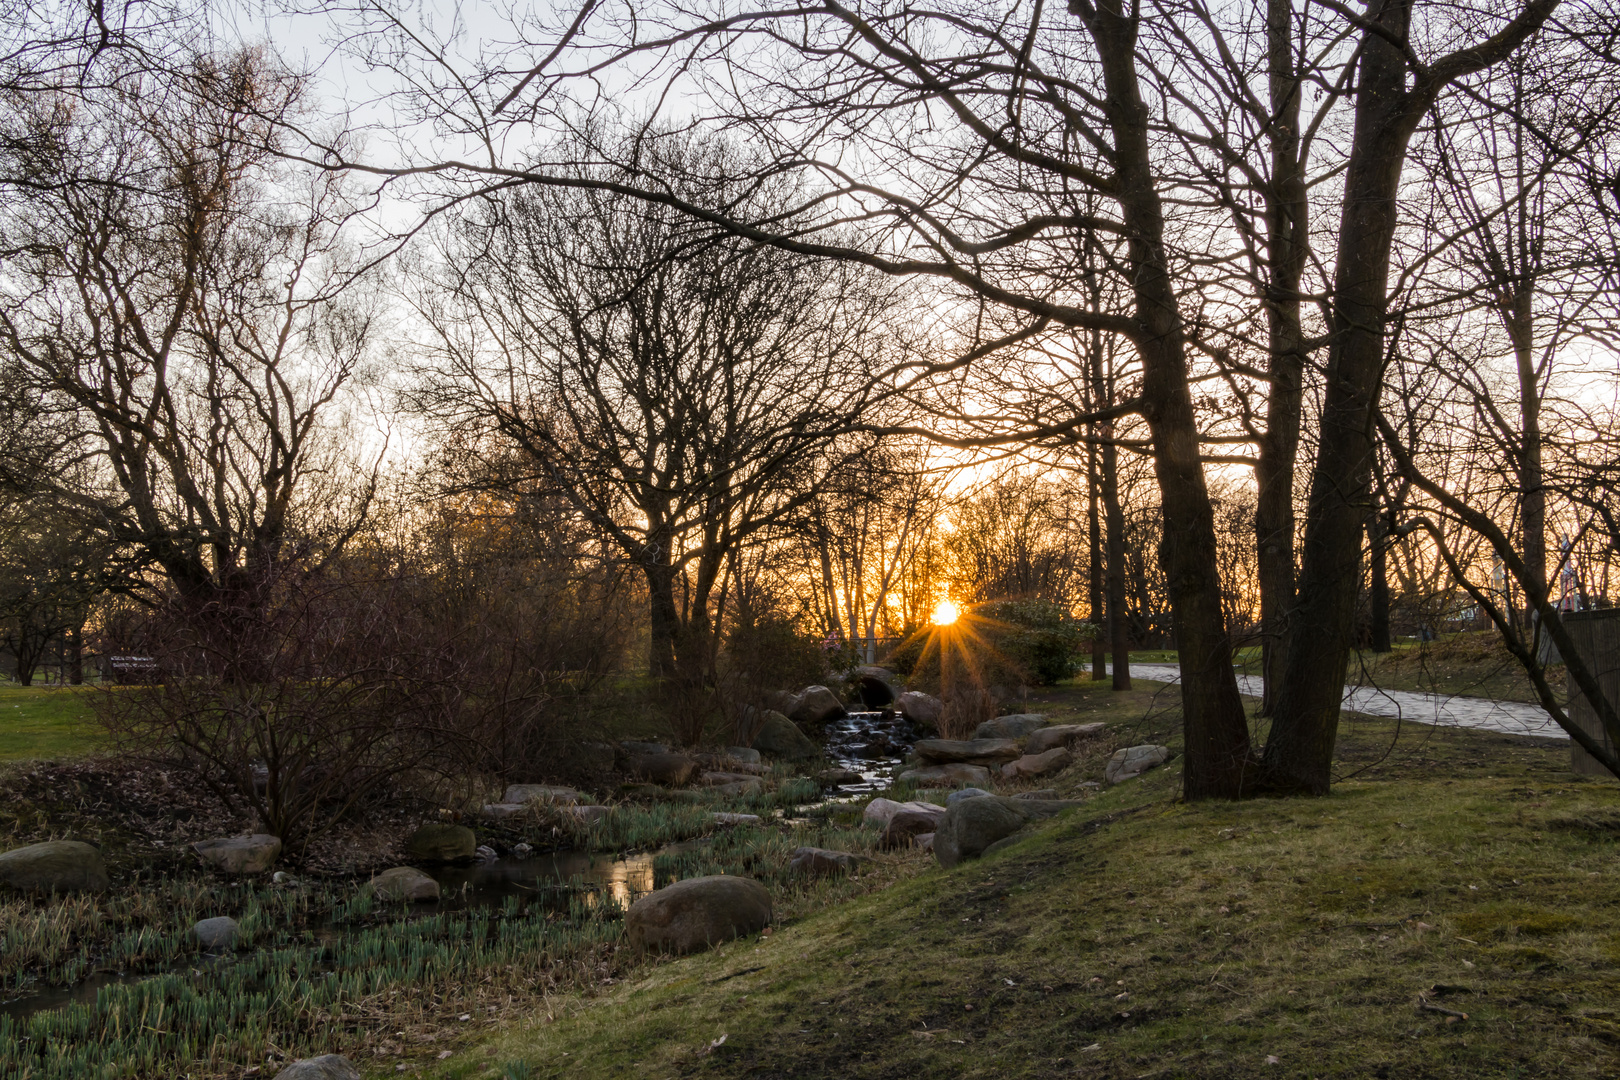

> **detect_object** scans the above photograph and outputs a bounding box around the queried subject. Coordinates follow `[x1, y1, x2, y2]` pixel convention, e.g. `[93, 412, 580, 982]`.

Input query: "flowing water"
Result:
[817, 708, 921, 795]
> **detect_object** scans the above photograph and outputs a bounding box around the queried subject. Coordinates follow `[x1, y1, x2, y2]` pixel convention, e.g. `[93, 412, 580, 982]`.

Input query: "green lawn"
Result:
[0, 683, 104, 760]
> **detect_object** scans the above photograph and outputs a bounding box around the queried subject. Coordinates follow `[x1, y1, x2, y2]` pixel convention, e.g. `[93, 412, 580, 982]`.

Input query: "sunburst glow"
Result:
[931, 599, 960, 626]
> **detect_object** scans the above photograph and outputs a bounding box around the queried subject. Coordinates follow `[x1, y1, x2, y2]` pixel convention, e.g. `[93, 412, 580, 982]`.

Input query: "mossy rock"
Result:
[405, 823, 476, 862]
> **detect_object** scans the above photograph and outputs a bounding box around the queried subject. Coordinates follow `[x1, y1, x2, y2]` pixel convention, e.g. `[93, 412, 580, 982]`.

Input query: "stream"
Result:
[2, 706, 919, 1024]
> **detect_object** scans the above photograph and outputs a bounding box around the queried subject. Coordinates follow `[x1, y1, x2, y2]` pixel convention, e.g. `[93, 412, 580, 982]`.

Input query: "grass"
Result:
[0, 684, 104, 761]
[412, 680, 1620, 1080]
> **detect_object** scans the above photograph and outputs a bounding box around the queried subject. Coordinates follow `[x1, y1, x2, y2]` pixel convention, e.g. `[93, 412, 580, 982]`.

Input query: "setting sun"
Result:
[931, 599, 960, 626]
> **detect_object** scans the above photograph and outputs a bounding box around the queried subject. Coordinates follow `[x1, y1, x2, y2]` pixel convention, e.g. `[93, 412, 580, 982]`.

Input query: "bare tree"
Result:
[408, 131, 900, 739]
[0, 47, 384, 634]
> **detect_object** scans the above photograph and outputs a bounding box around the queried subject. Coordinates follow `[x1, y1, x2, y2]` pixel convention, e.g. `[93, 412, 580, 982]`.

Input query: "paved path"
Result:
[1116, 663, 1567, 740]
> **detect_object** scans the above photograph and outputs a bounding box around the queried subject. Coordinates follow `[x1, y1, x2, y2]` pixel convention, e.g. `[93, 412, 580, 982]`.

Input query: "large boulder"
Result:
[788, 685, 847, 727]
[1000, 746, 1074, 781]
[751, 710, 820, 760]
[862, 797, 938, 828]
[896, 691, 942, 731]
[788, 847, 866, 876]
[897, 763, 993, 787]
[405, 823, 476, 863]
[933, 796, 1085, 869]
[193, 916, 240, 950]
[364, 866, 441, 902]
[913, 738, 1022, 766]
[934, 797, 1029, 869]
[725, 747, 763, 764]
[625, 751, 699, 787]
[194, 834, 282, 875]
[624, 875, 772, 954]
[502, 784, 584, 805]
[0, 840, 109, 893]
[883, 804, 947, 848]
[273, 1056, 362, 1080]
[973, 713, 1048, 739]
[1025, 722, 1106, 756]
[1106, 745, 1171, 784]
[946, 787, 993, 805]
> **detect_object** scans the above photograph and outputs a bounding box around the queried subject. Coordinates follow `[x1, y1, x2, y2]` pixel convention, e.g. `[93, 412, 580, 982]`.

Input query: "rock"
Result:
[711, 812, 761, 826]
[619, 740, 670, 756]
[502, 784, 583, 805]
[615, 782, 667, 800]
[933, 796, 1085, 869]
[913, 738, 1022, 766]
[896, 691, 942, 730]
[0, 840, 109, 893]
[897, 763, 993, 787]
[567, 805, 612, 825]
[934, 796, 1029, 869]
[883, 804, 947, 848]
[513, 842, 534, 858]
[946, 787, 994, 805]
[192, 916, 239, 951]
[973, 713, 1048, 739]
[624, 875, 772, 954]
[699, 771, 761, 786]
[788, 685, 847, 727]
[862, 797, 906, 827]
[194, 834, 282, 874]
[1012, 789, 1060, 801]
[571, 741, 617, 771]
[1024, 722, 1106, 756]
[405, 824, 476, 863]
[475, 844, 498, 861]
[481, 803, 530, 821]
[271, 871, 300, 886]
[273, 1055, 362, 1080]
[1106, 744, 1171, 784]
[713, 779, 764, 797]
[818, 767, 864, 785]
[788, 847, 865, 875]
[364, 866, 441, 902]
[915, 832, 935, 852]
[1000, 747, 1074, 781]
[751, 711, 820, 760]
[625, 751, 699, 786]
[725, 746, 763, 764]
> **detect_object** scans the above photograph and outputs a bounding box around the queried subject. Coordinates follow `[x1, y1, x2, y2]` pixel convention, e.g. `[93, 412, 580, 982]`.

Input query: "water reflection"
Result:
[428, 848, 661, 909]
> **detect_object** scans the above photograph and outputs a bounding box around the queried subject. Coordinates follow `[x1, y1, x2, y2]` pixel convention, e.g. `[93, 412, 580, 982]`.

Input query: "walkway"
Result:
[1116, 663, 1567, 740]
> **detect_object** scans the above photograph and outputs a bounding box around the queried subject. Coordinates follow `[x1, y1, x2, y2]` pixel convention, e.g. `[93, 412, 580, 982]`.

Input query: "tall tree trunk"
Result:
[1088, 436, 1107, 680]
[1265, 0, 1419, 793]
[1370, 513, 1392, 653]
[1078, 0, 1253, 798]
[1511, 285, 1546, 607]
[1255, 0, 1309, 715]
[1101, 425, 1132, 689]
[645, 557, 681, 678]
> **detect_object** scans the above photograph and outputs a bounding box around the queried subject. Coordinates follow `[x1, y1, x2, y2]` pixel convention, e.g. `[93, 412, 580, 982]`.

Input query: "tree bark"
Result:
[1088, 436, 1108, 680]
[1265, 1, 1419, 793]
[1101, 425, 1132, 689]
[1077, 0, 1253, 797]
[1254, 0, 1309, 714]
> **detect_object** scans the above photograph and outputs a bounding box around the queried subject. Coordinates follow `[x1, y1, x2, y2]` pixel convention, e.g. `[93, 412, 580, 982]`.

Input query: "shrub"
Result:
[973, 598, 1095, 685]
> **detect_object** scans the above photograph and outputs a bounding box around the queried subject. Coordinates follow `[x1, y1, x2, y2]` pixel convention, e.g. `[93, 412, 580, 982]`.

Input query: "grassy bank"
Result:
[0, 685, 103, 761]
[420, 709, 1620, 1079]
